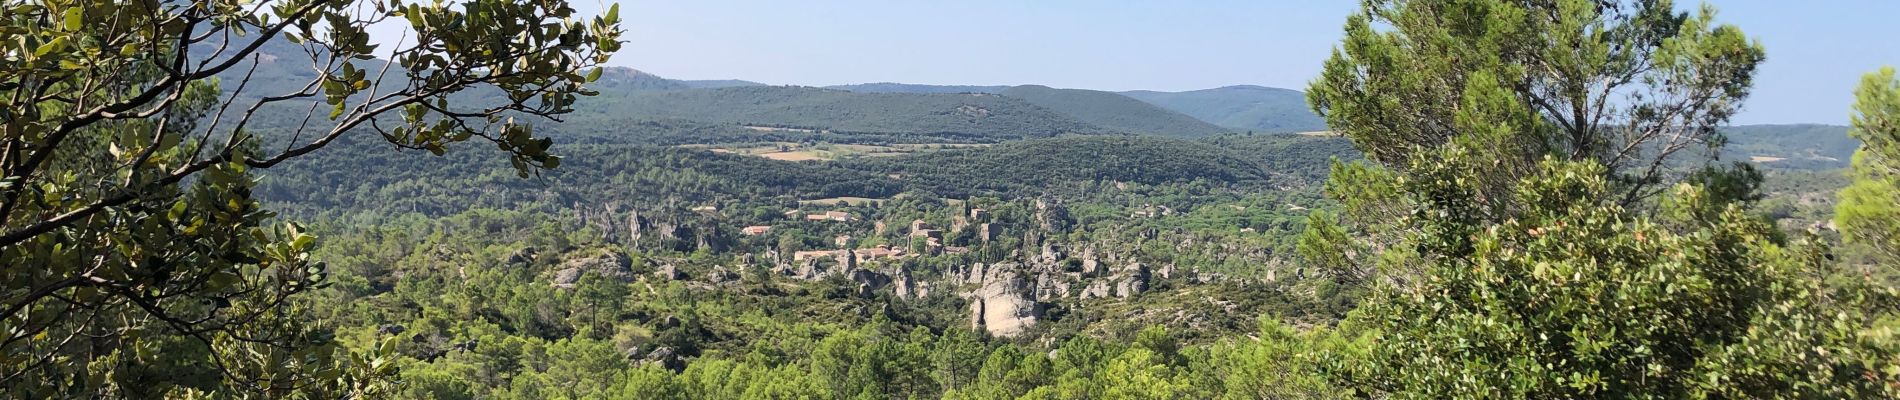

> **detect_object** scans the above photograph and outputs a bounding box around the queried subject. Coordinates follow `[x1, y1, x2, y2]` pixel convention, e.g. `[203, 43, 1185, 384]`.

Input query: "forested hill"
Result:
[256, 136, 904, 219]
[1000, 85, 1230, 138]
[825, 82, 1011, 94]
[577, 67, 767, 91]
[838, 135, 1285, 197]
[1721, 124, 1856, 169]
[255, 133, 1359, 219]
[1120, 85, 1327, 133]
[562, 86, 1113, 141]
[588, 67, 693, 91]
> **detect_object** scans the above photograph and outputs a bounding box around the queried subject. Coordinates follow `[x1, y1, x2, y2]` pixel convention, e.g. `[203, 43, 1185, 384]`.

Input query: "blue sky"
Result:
[592, 0, 1896, 125]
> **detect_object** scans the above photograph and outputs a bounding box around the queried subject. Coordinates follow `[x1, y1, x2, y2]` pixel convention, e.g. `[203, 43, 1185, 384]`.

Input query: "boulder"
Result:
[1034, 272, 1071, 299]
[849, 268, 891, 289]
[1114, 263, 1151, 298]
[893, 267, 918, 299]
[505, 247, 538, 265]
[1034, 198, 1072, 233]
[552, 268, 583, 288]
[558, 251, 635, 283]
[654, 263, 684, 280]
[1080, 281, 1110, 299]
[965, 263, 1042, 337]
[794, 259, 823, 280]
[644, 346, 686, 372]
[706, 266, 737, 284]
[1039, 242, 1063, 264]
[837, 249, 857, 271]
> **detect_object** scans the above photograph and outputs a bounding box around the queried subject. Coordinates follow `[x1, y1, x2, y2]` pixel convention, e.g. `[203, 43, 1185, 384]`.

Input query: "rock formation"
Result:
[964, 263, 1043, 337]
[1114, 263, 1151, 298]
[552, 251, 635, 288]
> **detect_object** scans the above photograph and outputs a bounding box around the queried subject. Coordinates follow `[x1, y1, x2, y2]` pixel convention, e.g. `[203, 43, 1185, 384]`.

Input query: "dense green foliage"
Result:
[997, 85, 1229, 138]
[1837, 67, 1900, 279]
[842, 136, 1281, 198]
[263, 138, 903, 220]
[1121, 85, 1328, 133]
[1301, 0, 1897, 398]
[1309, 0, 1765, 207]
[0, 0, 619, 397]
[7, 0, 1893, 398]
[295, 199, 1352, 399]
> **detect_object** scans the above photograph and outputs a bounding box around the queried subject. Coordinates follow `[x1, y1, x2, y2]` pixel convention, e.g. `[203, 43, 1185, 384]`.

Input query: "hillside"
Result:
[1202, 133, 1362, 183]
[590, 67, 693, 91]
[825, 82, 1011, 94]
[841, 135, 1277, 197]
[1721, 124, 1857, 169]
[999, 85, 1230, 138]
[563, 86, 1111, 142]
[678, 79, 768, 89]
[1121, 85, 1327, 133]
[585, 68, 766, 90]
[258, 137, 903, 219]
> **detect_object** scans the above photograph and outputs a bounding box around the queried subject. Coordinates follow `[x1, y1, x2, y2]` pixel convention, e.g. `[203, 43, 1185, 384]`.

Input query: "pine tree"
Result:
[1302, 1, 1896, 396]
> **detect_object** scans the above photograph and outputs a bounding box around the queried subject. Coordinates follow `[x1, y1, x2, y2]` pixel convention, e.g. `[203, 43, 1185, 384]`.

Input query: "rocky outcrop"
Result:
[705, 266, 738, 284]
[505, 247, 538, 265]
[654, 263, 684, 280]
[1081, 259, 1102, 277]
[848, 268, 891, 290]
[552, 251, 635, 288]
[964, 263, 1043, 337]
[791, 259, 822, 280]
[893, 267, 918, 299]
[640, 346, 685, 372]
[1038, 242, 1064, 265]
[1034, 198, 1073, 233]
[1080, 280, 1110, 299]
[1034, 272, 1070, 299]
[553, 268, 584, 286]
[837, 249, 857, 271]
[1114, 263, 1151, 298]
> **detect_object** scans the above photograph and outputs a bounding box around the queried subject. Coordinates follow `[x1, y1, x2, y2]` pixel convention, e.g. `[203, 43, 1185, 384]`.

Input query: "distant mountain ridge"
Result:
[1721, 124, 1856, 169]
[552, 69, 1320, 140]
[564, 85, 1111, 141]
[1120, 85, 1327, 133]
[999, 85, 1229, 138]
[591, 67, 765, 90]
[824, 83, 1010, 94]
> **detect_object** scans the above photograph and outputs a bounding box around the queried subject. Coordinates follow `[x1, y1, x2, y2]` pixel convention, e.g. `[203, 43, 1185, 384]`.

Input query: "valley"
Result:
[246, 64, 1860, 398]
[8, 2, 1892, 397]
